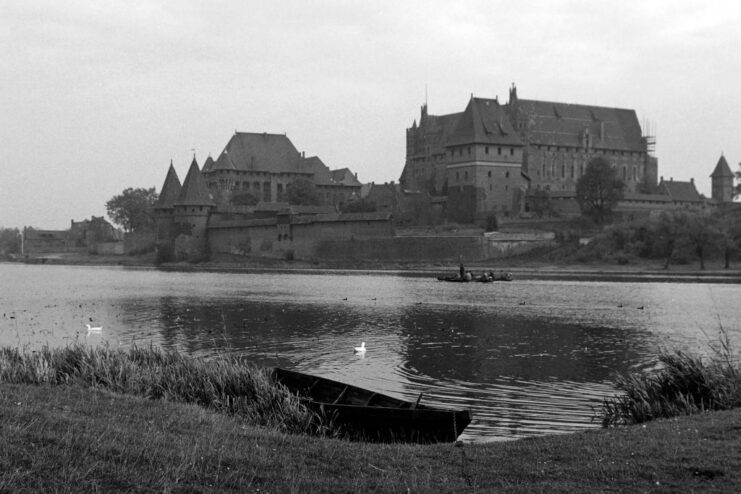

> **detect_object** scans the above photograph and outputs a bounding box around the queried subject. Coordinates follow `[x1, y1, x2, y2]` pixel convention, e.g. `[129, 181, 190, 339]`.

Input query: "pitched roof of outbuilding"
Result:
[175, 158, 215, 207]
[330, 168, 362, 186]
[303, 156, 332, 184]
[447, 97, 523, 147]
[660, 179, 703, 203]
[711, 154, 734, 177]
[155, 162, 182, 210]
[508, 98, 644, 151]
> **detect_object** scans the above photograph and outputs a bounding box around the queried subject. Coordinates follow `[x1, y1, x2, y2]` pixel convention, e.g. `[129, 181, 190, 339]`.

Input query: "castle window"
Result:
[571, 165, 574, 179]
[505, 171, 510, 178]
[505, 185, 508, 191]
[464, 171, 468, 180]
[510, 148, 514, 156]
[488, 171, 491, 178]
[456, 171, 459, 181]
[498, 147, 502, 155]
[467, 147, 471, 156]
[561, 164, 565, 178]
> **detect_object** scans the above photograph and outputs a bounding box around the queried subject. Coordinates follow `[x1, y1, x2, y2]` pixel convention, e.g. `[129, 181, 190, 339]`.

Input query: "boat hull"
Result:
[272, 367, 472, 443]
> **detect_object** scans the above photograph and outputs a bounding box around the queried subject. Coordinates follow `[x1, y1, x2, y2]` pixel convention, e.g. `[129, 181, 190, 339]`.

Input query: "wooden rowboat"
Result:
[272, 367, 472, 443]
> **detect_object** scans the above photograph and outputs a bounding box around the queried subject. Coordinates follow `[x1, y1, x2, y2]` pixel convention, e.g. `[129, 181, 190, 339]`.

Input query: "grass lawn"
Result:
[2, 383, 740, 493]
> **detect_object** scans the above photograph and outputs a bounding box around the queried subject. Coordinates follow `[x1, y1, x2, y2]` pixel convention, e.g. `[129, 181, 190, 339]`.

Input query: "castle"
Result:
[153, 132, 391, 262]
[401, 84, 661, 222]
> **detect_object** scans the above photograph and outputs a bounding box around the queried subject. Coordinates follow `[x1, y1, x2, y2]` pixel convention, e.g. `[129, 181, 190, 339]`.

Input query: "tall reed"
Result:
[600, 329, 741, 427]
[0, 344, 328, 436]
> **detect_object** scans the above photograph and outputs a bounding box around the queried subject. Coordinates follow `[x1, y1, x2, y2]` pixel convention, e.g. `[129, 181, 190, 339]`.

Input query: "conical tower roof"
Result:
[202, 155, 215, 173]
[711, 154, 733, 178]
[154, 161, 182, 210]
[174, 157, 215, 207]
[212, 149, 237, 171]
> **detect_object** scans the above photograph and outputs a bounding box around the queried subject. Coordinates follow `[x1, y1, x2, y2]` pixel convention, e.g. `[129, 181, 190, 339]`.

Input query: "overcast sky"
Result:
[2, 1, 740, 229]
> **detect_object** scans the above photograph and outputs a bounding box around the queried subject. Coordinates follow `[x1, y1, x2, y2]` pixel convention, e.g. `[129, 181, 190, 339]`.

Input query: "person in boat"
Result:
[488, 270, 495, 281]
[459, 263, 465, 279]
[463, 271, 472, 281]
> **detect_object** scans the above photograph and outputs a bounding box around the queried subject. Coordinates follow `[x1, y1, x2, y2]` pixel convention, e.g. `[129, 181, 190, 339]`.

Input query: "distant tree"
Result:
[575, 157, 625, 224]
[106, 187, 158, 233]
[342, 197, 377, 213]
[285, 179, 321, 206]
[653, 211, 689, 269]
[685, 213, 719, 270]
[0, 227, 21, 255]
[230, 192, 259, 206]
[714, 211, 741, 268]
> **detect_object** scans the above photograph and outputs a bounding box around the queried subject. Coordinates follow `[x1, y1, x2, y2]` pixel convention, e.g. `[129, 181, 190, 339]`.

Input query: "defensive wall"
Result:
[312, 233, 555, 262]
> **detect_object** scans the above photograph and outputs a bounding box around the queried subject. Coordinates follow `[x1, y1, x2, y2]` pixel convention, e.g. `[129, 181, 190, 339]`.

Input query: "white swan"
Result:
[354, 342, 366, 354]
[86, 323, 102, 332]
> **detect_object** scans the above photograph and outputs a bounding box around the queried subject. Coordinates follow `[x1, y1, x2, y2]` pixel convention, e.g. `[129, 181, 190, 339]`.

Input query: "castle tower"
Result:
[710, 154, 734, 203]
[444, 96, 524, 222]
[153, 161, 182, 261]
[173, 156, 215, 261]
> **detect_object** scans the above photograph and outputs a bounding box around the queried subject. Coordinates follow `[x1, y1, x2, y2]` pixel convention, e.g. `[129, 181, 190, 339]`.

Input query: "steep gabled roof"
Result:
[175, 158, 215, 207]
[660, 179, 703, 203]
[211, 132, 306, 174]
[510, 98, 644, 151]
[304, 156, 333, 184]
[447, 97, 522, 147]
[711, 154, 734, 178]
[330, 168, 362, 186]
[408, 111, 462, 159]
[155, 162, 182, 210]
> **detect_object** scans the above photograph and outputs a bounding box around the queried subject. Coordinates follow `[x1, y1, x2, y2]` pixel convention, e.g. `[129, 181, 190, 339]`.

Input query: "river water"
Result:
[1, 263, 739, 442]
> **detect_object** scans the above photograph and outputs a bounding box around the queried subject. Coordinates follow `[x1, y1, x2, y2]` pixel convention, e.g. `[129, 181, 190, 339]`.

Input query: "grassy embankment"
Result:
[2, 343, 741, 492]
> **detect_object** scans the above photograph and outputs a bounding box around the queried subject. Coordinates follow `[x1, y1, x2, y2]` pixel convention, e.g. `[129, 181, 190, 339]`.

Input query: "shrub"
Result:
[600, 330, 741, 427]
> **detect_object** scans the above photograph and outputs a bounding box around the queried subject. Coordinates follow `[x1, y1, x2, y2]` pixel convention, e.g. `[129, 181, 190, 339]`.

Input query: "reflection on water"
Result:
[1, 263, 740, 442]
